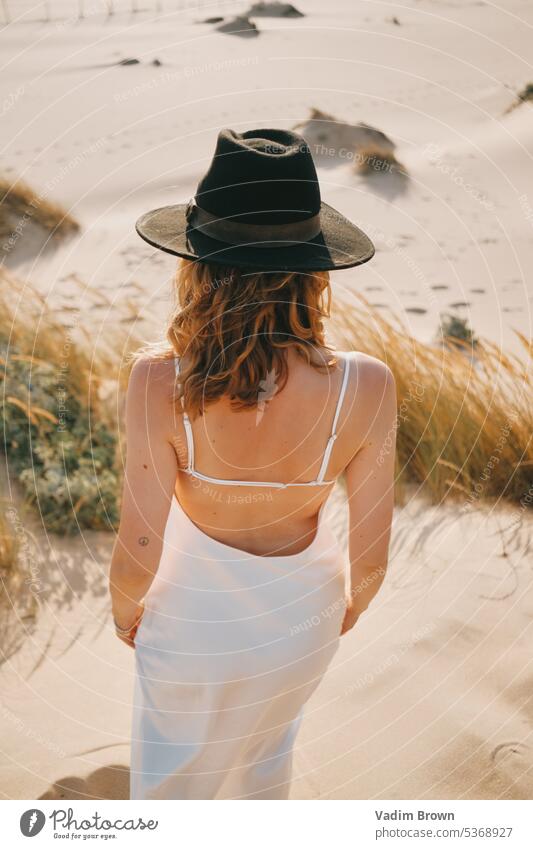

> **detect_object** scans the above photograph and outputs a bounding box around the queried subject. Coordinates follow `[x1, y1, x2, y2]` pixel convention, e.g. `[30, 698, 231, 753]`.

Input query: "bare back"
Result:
[159, 348, 393, 557]
[112, 344, 396, 636]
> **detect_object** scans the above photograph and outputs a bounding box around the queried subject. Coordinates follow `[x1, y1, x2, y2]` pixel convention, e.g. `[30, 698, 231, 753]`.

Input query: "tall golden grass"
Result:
[0, 266, 125, 399]
[0, 265, 531, 525]
[332, 294, 533, 508]
[0, 499, 40, 662]
[0, 502, 18, 574]
[0, 175, 79, 246]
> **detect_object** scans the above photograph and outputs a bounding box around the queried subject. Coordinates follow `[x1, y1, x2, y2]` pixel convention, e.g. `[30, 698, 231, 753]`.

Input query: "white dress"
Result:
[130, 356, 351, 800]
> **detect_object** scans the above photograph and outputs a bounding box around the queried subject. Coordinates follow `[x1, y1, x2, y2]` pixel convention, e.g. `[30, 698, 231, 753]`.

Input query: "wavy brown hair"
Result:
[164, 259, 335, 419]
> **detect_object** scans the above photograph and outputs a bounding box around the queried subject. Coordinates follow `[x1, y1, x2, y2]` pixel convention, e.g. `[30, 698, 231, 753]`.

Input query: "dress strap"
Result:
[174, 357, 195, 472]
[315, 354, 351, 484]
[174, 353, 350, 488]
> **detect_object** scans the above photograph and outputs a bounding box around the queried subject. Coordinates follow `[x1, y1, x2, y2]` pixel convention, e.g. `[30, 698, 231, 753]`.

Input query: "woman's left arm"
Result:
[109, 357, 178, 647]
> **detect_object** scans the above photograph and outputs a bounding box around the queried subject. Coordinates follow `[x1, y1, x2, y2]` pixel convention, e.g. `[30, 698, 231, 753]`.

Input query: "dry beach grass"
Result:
[0, 263, 530, 555]
[333, 294, 533, 509]
[0, 175, 79, 252]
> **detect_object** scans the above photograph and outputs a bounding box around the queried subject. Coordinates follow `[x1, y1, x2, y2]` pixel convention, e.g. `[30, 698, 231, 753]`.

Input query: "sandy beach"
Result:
[1, 0, 532, 800]
[1, 489, 532, 800]
[2, 0, 533, 351]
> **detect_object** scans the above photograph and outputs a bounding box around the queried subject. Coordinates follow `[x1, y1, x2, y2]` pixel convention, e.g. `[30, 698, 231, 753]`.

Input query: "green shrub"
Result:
[1, 351, 120, 534]
[439, 313, 478, 349]
[0, 268, 125, 535]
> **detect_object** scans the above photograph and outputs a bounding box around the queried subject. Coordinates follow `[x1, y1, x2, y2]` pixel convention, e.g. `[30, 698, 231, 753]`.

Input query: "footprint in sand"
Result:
[470, 288, 485, 293]
[365, 286, 383, 292]
[490, 741, 529, 764]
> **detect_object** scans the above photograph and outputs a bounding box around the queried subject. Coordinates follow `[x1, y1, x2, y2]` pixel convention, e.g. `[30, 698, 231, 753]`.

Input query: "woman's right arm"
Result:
[109, 358, 178, 646]
[341, 356, 397, 635]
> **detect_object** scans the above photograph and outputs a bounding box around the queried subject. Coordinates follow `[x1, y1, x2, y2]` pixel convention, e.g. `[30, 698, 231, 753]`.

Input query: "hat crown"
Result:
[195, 128, 321, 225]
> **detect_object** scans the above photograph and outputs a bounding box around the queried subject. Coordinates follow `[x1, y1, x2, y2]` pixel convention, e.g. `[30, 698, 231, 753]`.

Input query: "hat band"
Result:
[187, 202, 322, 248]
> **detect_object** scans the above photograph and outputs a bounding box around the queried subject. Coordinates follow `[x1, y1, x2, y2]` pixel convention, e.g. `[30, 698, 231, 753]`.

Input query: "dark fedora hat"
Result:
[135, 128, 375, 272]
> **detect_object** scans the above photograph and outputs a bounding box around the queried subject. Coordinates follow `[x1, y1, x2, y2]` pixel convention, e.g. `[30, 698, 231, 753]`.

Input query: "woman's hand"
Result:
[114, 601, 144, 649]
[340, 596, 360, 636]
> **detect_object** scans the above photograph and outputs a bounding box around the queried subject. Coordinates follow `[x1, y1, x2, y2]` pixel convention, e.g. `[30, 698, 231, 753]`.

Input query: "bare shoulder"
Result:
[128, 354, 176, 391]
[350, 351, 395, 394]
[126, 356, 177, 431]
[337, 351, 396, 441]
[339, 350, 395, 396]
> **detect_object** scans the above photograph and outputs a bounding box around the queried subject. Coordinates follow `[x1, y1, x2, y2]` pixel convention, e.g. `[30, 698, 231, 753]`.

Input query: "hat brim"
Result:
[135, 202, 374, 272]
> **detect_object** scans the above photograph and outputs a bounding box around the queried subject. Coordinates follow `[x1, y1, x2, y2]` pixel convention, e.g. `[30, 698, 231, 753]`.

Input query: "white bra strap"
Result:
[174, 357, 195, 472]
[174, 354, 350, 486]
[315, 354, 350, 483]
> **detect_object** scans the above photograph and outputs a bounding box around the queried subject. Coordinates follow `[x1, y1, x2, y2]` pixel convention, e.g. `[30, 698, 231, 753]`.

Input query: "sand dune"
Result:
[1, 488, 532, 799]
[1, 0, 532, 801]
[1, 1, 531, 350]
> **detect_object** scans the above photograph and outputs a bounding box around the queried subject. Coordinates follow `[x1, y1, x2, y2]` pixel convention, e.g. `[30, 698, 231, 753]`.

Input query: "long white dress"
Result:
[130, 356, 351, 800]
